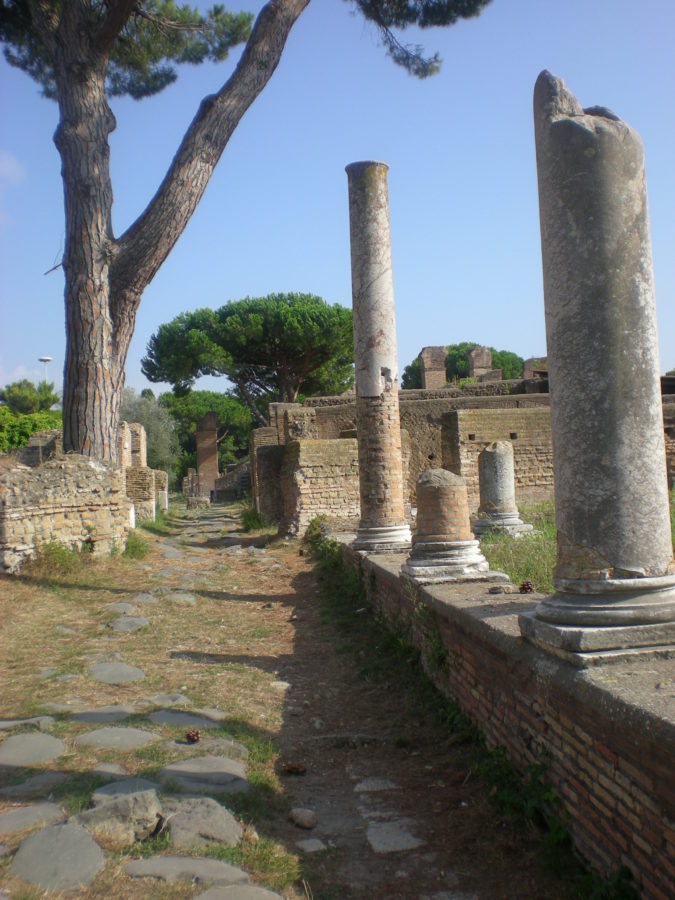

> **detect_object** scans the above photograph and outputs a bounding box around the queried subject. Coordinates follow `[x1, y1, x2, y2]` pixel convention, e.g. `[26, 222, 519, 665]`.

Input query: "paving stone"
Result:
[111, 616, 150, 633]
[90, 661, 145, 684]
[296, 838, 327, 853]
[193, 707, 229, 723]
[0, 803, 65, 837]
[290, 808, 317, 829]
[165, 591, 197, 605]
[40, 701, 87, 713]
[148, 710, 219, 730]
[196, 887, 283, 899]
[73, 704, 137, 724]
[0, 732, 65, 767]
[91, 762, 127, 778]
[366, 820, 425, 853]
[0, 716, 54, 732]
[107, 602, 136, 615]
[55, 673, 80, 683]
[131, 591, 158, 605]
[11, 823, 104, 890]
[0, 772, 67, 800]
[161, 547, 183, 560]
[158, 755, 249, 794]
[150, 693, 191, 707]
[75, 789, 162, 847]
[125, 856, 248, 886]
[92, 777, 160, 806]
[75, 727, 160, 751]
[163, 797, 242, 850]
[354, 777, 399, 793]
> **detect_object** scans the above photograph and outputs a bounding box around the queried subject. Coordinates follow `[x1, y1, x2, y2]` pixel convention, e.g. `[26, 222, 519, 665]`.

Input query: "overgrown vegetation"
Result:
[0, 405, 62, 452]
[480, 502, 557, 593]
[122, 530, 150, 559]
[303, 517, 639, 899]
[239, 496, 272, 533]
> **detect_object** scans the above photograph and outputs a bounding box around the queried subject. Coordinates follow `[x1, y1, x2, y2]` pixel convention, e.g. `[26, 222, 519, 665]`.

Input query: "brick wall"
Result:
[443, 407, 554, 511]
[356, 392, 407, 529]
[348, 548, 674, 900]
[0, 456, 131, 572]
[250, 427, 282, 520]
[279, 438, 360, 536]
[125, 466, 155, 521]
[129, 423, 147, 468]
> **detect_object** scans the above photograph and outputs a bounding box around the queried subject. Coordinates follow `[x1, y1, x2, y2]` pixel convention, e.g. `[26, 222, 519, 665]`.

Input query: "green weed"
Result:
[123, 529, 150, 559]
[480, 502, 557, 593]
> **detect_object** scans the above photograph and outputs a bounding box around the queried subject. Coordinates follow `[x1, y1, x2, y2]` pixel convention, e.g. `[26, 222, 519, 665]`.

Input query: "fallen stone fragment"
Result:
[0, 803, 65, 837]
[0, 732, 65, 767]
[90, 662, 145, 684]
[195, 886, 283, 899]
[73, 704, 137, 724]
[75, 726, 160, 751]
[107, 602, 137, 615]
[125, 855, 248, 886]
[296, 838, 326, 853]
[366, 820, 425, 853]
[111, 616, 149, 633]
[158, 755, 249, 794]
[166, 591, 197, 605]
[163, 797, 242, 850]
[0, 716, 55, 732]
[289, 808, 317, 829]
[11, 823, 104, 890]
[92, 777, 160, 806]
[150, 693, 191, 707]
[0, 772, 66, 800]
[75, 789, 162, 848]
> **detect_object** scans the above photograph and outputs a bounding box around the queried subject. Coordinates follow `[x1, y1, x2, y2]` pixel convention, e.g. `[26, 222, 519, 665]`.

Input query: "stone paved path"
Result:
[0, 503, 569, 899]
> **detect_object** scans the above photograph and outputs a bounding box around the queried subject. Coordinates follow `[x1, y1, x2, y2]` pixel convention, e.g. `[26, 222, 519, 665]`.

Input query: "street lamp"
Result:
[38, 356, 52, 385]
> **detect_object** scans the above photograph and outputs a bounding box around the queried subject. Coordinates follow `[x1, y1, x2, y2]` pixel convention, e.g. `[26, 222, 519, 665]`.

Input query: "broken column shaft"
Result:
[346, 161, 411, 552]
[521, 71, 675, 656]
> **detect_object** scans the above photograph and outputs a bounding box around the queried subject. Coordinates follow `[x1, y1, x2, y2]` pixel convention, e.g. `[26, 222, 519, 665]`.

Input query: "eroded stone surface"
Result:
[166, 590, 197, 605]
[75, 726, 160, 751]
[290, 808, 317, 829]
[111, 616, 149, 633]
[125, 855, 248, 885]
[107, 602, 136, 615]
[195, 887, 283, 899]
[11, 823, 104, 890]
[73, 704, 137, 724]
[148, 710, 219, 730]
[92, 777, 160, 806]
[163, 797, 242, 850]
[90, 661, 145, 684]
[0, 732, 65, 767]
[366, 820, 425, 853]
[296, 838, 327, 853]
[0, 772, 66, 800]
[75, 789, 162, 847]
[0, 716, 54, 732]
[158, 755, 248, 794]
[0, 802, 65, 837]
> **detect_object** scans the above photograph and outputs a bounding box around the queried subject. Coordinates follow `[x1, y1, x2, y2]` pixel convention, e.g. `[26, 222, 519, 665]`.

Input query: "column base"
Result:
[519, 573, 675, 664]
[401, 539, 510, 585]
[472, 513, 533, 537]
[352, 524, 412, 553]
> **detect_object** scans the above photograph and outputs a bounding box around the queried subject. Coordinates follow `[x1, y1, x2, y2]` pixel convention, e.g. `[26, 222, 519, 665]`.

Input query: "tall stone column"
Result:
[520, 72, 675, 658]
[346, 161, 411, 551]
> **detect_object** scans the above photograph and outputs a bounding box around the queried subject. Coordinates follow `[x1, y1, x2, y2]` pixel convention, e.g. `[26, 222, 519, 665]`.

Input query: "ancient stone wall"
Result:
[442, 408, 554, 511]
[351, 548, 673, 900]
[19, 430, 64, 467]
[125, 466, 156, 522]
[419, 346, 448, 389]
[664, 400, 675, 489]
[0, 456, 131, 572]
[153, 469, 169, 512]
[129, 423, 147, 468]
[280, 439, 360, 537]
[117, 422, 132, 467]
[250, 427, 281, 519]
[214, 461, 251, 501]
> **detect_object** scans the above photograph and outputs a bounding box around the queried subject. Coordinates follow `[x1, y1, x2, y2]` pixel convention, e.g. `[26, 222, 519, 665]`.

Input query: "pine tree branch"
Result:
[25, 0, 59, 55]
[96, 0, 139, 53]
[112, 0, 310, 302]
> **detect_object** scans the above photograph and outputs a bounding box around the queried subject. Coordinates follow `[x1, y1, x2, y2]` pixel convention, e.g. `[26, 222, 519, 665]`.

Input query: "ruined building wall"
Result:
[125, 466, 156, 521]
[0, 456, 132, 572]
[442, 407, 554, 511]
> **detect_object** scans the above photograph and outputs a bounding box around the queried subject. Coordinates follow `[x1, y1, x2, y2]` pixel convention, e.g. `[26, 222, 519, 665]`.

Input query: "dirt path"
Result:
[0, 504, 571, 899]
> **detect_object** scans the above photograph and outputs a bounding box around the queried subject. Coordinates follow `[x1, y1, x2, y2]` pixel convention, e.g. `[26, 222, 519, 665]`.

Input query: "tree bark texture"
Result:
[38, 0, 310, 461]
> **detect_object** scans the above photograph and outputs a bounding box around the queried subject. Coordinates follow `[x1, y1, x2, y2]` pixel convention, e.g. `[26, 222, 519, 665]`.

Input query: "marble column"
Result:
[472, 441, 532, 536]
[402, 469, 508, 585]
[346, 161, 411, 552]
[520, 72, 675, 658]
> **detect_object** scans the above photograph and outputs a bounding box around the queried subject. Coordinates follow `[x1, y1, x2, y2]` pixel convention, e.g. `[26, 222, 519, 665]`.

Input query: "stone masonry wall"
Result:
[349, 549, 674, 900]
[125, 466, 156, 522]
[250, 427, 281, 519]
[443, 408, 554, 511]
[0, 456, 131, 572]
[280, 439, 360, 537]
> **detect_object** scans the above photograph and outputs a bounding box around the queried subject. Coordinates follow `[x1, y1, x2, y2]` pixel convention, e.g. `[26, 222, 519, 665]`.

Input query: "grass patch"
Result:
[480, 502, 557, 594]
[51, 772, 110, 815]
[239, 496, 274, 533]
[204, 834, 300, 892]
[138, 509, 178, 537]
[123, 529, 150, 559]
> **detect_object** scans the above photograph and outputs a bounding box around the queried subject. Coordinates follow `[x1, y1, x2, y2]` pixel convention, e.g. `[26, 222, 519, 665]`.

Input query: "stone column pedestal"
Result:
[402, 469, 508, 585]
[346, 160, 411, 553]
[519, 71, 675, 662]
[472, 441, 532, 537]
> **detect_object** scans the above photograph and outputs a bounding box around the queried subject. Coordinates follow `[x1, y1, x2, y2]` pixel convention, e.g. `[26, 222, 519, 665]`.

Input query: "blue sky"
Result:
[1, 0, 674, 396]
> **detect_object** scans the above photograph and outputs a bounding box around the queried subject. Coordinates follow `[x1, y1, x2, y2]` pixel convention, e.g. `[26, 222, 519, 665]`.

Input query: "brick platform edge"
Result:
[341, 544, 674, 900]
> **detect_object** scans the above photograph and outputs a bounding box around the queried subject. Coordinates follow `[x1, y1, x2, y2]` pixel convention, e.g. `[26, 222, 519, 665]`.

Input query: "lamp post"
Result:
[38, 356, 52, 385]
